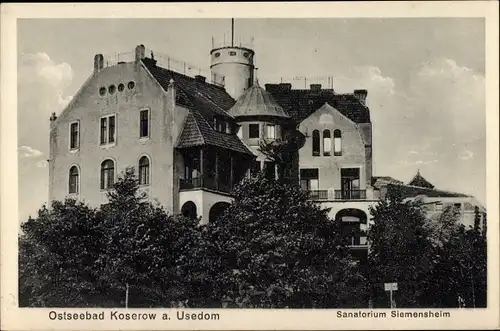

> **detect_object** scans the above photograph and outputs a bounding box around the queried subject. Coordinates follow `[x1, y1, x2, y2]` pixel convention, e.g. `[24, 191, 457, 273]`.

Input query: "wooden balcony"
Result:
[180, 174, 232, 194]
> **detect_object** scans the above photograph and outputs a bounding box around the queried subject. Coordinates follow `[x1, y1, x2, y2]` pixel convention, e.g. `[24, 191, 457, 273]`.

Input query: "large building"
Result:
[48, 38, 485, 256]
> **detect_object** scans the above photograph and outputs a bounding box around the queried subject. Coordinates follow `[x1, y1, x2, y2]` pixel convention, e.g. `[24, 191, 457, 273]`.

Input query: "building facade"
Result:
[48, 42, 485, 246]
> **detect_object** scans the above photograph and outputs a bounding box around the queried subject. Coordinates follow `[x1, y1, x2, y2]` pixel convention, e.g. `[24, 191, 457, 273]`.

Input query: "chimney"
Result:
[310, 84, 322, 91]
[195, 75, 206, 83]
[353, 89, 368, 104]
[135, 44, 146, 63]
[93, 54, 104, 73]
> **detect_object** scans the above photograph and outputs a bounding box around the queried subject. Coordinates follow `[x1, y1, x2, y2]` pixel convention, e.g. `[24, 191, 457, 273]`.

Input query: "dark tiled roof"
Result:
[387, 183, 470, 198]
[265, 83, 371, 124]
[408, 171, 435, 189]
[176, 113, 204, 148]
[142, 58, 253, 155]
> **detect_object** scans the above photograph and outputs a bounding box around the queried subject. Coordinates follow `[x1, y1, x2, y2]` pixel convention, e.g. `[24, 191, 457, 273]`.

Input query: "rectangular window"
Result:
[108, 115, 115, 143]
[220, 121, 226, 133]
[100, 115, 116, 145]
[300, 168, 319, 191]
[249, 124, 260, 138]
[100, 118, 107, 145]
[69, 122, 79, 149]
[140, 109, 149, 138]
[340, 168, 361, 199]
[266, 124, 276, 139]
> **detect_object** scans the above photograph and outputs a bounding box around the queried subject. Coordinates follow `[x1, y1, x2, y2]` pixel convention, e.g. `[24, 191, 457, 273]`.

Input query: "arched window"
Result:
[323, 130, 331, 156]
[312, 130, 320, 156]
[334, 129, 342, 156]
[69, 166, 79, 194]
[100, 159, 115, 190]
[138, 156, 150, 185]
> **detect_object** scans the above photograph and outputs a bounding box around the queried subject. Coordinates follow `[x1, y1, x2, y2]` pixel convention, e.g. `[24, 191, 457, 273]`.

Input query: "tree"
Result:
[188, 174, 368, 308]
[258, 129, 302, 184]
[19, 167, 203, 308]
[96, 167, 202, 307]
[424, 206, 487, 308]
[367, 187, 436, 308]
[19, 200, 105, 307]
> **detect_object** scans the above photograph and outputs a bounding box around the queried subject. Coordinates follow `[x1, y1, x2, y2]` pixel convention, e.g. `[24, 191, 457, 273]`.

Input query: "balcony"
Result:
[335, 189, 366, 200]
[309, 190, 329, 200]
[180, 175, 232, 194]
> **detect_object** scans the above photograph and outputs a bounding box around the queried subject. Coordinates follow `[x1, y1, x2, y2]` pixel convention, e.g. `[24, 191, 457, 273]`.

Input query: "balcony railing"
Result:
[335, 189, 367, 200]
[179, 175, 232, 194]
[309, 190, 329, 200]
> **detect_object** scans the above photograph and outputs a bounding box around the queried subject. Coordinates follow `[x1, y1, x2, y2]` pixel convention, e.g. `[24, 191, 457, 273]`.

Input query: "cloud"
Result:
[18, 145, 43, 158]
[18, 53, 73, 222]
[365, 57, 485, 203]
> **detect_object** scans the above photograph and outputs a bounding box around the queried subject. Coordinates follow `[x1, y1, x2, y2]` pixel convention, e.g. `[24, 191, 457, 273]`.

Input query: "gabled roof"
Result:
[228, 82, 290, 119]
[408, 170, 435, 189]
[176, 110, 254, 155]
[265, 83, 371, 124]
[142, 58, 252, 155]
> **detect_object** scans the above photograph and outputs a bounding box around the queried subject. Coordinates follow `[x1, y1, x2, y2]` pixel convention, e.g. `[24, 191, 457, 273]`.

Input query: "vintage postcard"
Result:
[1, 2, 499, 330]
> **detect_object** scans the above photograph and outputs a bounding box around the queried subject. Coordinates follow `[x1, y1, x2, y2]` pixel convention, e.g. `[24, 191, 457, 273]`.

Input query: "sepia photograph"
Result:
[1, 2, 499, 331]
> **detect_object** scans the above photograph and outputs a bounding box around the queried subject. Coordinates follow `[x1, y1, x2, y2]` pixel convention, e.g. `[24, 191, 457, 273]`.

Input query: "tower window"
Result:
[323, 130, 331, 156]
[312, 130, 320, 156]
[243, 52, 250, 58]
[214, 52, 221, 58]
[249, 124, 260, 138]
[68, 165, 80, 194]
[108, 85, 116, 95]
[100, 114, 116, 145]
[266, 124, 276, 139]
[100, 159, 115, 190]
[118, 83, 125, 92]
[333, 129, 342, 156]
[99, 87, 106, 96]
[127, 81, 135, 90]
[138, 156, 150, 185]
[139, 109, 149, 138]
[69, 121, 80, 150]
[229, 51, 237, 56]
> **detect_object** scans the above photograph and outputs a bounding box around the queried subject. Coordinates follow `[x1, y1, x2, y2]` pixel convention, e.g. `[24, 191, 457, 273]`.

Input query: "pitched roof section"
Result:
[265, 83, 371, 124]
[228, 82, 290, 119]
[387, 184, 470, 198]
[141, 58, 252, 155]
[408, 170, 435, 189]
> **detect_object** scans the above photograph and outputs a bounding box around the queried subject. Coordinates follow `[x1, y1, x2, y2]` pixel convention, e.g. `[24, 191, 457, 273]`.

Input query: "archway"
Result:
[209, 201, 231, 223]
[335, 208, 368, 224]
[181, 201, 197, 220]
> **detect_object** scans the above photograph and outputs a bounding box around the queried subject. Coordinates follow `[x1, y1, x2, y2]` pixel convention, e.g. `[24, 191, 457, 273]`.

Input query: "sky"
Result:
[17, 18, 486, 221]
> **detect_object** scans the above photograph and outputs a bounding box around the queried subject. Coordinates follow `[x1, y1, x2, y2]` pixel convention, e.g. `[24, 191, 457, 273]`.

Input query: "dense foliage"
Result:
[19, 169, 487, 308]
[19, 169, 365, 308]
[367, 187, 487, 308]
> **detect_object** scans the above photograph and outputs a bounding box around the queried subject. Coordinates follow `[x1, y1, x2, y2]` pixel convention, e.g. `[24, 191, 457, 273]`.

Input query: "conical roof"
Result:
[408, 170, 435, 189]
[228, 81, 290, 119]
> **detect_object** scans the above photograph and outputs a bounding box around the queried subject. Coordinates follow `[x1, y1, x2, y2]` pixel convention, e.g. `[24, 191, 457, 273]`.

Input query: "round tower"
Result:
[210, 46, 254, 100]
[210, 20, 255, 100]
